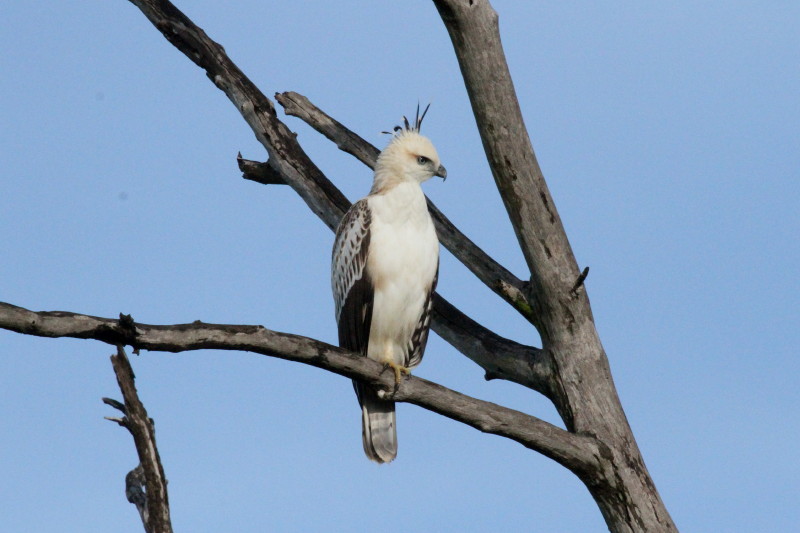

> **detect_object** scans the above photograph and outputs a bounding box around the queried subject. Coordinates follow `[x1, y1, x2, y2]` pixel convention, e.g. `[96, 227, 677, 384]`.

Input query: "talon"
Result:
[383, 360, 410, 384]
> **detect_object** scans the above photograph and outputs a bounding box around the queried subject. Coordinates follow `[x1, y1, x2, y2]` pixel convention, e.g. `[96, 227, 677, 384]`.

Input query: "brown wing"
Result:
[405, 259, 438, 369]
[331, 199, 373, 355]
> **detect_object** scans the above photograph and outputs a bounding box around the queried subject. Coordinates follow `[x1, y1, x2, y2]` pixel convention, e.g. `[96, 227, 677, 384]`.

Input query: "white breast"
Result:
[366, 182, 438, 366]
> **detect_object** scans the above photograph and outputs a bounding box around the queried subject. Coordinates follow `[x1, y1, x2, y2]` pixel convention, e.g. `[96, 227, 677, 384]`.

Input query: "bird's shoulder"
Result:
[334, 198, 371, 248]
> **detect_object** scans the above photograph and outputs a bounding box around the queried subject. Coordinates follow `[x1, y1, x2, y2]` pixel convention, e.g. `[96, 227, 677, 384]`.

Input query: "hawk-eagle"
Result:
[331, 107, 445, 463]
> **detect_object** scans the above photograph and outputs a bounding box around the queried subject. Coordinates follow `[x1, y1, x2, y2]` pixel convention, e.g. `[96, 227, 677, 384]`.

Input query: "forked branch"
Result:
[126, 0, 545, 391]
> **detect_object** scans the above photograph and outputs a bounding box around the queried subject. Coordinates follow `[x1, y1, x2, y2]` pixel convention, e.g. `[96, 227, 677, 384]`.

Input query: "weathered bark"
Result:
[432, 0, 676, 530]
[104, 344, 172, 533]
[0, 302, 595, 473]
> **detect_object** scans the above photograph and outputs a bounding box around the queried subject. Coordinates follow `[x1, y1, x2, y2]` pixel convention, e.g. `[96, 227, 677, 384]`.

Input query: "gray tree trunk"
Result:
[433, 1, 676, 530]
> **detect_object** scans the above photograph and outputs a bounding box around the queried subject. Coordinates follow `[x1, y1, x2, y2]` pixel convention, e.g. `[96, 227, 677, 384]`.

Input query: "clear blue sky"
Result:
[2, 1, 798, 531]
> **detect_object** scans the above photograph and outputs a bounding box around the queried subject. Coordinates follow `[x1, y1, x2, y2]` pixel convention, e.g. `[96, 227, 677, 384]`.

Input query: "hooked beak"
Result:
[435, 165, 447, 181]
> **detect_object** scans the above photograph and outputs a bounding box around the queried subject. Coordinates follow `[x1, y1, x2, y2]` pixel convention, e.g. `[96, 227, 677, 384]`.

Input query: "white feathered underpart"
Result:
[331, 129, 443, 463]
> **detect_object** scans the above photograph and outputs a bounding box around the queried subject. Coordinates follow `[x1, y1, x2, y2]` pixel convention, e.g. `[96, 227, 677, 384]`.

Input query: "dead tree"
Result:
[0, 1, 676, 531]
[104, 343, 173, 533]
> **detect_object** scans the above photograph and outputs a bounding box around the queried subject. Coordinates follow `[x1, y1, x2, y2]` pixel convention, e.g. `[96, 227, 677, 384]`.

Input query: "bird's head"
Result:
[373, 105, 447, 188]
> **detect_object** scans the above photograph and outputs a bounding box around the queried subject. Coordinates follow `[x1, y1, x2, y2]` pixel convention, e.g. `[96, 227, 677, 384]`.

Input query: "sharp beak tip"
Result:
[436, 165, 448, 181]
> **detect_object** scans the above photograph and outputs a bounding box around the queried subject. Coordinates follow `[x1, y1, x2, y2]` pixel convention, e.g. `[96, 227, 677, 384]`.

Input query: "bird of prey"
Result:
[331, 106, 446, 463]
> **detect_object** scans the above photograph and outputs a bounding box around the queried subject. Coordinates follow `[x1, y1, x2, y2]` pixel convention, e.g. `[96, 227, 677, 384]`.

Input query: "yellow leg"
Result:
[383, 360, 410, 384]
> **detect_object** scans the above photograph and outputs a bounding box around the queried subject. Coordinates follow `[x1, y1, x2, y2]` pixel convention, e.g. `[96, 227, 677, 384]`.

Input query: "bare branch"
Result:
[125, 0, 544, 390]
[275, 91, 536, 323]
[431, 295, 553, 398]
[277, 91, 379, 169]
[239, 154, 549, 390]
[126, 0, 349, 230]
[237, 152, 284, 185]
[105, 345, 172, 533]
[0, 301, 597, 474]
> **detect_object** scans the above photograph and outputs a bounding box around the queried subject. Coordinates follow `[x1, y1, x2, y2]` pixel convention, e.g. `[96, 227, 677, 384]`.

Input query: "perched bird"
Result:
[331, 106, 446, 463]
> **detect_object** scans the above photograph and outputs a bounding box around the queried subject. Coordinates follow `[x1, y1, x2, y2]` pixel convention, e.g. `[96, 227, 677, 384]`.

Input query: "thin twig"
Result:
[570, 266, 590, 296]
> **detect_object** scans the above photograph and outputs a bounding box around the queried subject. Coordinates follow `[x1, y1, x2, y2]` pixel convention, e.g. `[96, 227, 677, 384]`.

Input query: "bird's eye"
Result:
[417, 156, 430, 165]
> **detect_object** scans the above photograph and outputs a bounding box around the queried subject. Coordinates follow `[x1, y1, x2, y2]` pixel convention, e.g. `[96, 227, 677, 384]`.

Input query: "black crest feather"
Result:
[381, 103, 432, 135]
